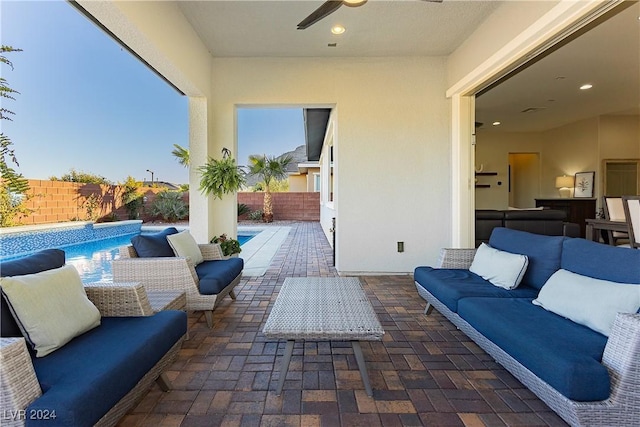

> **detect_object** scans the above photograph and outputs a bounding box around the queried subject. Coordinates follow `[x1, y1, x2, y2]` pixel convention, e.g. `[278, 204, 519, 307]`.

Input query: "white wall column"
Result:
[451, 94, 475, 248]
[188, 97, 214, 242]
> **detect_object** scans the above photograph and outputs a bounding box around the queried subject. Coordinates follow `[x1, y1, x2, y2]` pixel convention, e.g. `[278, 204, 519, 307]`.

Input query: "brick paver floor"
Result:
[119, 222, 567, 427]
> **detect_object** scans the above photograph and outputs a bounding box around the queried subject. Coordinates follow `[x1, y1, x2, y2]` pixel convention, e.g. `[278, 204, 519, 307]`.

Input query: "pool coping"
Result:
[238, 226, 291, 277]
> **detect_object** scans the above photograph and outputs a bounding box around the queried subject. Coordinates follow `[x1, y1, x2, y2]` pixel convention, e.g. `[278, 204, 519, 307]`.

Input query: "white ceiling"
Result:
[176, 0, 640, 133]
[475, 1, 640, 133]
[177, 0, 502, 57]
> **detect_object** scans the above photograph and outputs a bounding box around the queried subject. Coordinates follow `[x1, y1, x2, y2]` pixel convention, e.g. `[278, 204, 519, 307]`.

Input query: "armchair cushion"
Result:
[29, 311, 187, 427]
[0, 249, 65, 337]
[131, 227, 178, 258]
[458, 297, 609, 401]
[0, 265, 101, 357]
[413, 266, 538, 313]
[196, 257, 244, 295]
[167, 230, 204, 265]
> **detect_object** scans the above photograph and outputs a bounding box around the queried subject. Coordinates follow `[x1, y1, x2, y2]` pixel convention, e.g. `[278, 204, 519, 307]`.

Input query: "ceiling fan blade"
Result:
[297, 1, 344, 30]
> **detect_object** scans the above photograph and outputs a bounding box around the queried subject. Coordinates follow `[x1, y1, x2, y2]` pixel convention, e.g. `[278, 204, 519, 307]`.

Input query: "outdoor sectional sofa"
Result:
[0, 249, 187, 426]
[414, 227, 640, 427]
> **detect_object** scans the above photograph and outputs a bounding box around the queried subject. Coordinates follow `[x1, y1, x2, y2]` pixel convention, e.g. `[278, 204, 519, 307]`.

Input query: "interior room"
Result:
[474, 2, 640, 219]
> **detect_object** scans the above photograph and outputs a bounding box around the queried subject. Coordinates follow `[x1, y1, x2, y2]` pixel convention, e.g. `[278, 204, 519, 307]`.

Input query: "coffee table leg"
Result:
[352, 341, 373, 397]
[276, 340, 295, 396]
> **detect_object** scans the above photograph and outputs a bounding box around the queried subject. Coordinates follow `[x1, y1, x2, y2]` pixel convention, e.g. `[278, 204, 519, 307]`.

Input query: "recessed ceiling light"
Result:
[492, 121, 501, 126]
[331, 25, 346, 35]
[580, 84, 593, 90]
[343, 0, 367, 6]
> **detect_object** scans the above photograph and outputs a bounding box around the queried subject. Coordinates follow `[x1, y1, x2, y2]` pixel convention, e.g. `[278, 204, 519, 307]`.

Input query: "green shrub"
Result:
[211, 233, 241, 256]
[248, 209, 263, 221]
[149, 191, 188, 222]
[237, 203, 250, 217]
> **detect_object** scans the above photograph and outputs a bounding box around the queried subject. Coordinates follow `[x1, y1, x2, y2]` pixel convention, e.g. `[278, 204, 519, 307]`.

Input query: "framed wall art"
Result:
[574, 171, 595, 198]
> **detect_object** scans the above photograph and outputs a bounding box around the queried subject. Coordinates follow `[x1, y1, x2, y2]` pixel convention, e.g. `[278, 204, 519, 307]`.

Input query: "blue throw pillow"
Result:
[131, 228, 179, 257]
[489, 227, 564, 290]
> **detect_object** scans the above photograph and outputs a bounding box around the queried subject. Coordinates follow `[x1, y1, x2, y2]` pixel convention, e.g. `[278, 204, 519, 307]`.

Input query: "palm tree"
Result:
[247, 154, 293, 222]
[171, 144, 190, 167]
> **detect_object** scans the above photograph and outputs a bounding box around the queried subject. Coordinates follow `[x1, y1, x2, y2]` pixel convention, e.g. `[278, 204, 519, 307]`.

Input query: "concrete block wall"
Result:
[12, 180, 319, 225]
[238, 192, 320, 221]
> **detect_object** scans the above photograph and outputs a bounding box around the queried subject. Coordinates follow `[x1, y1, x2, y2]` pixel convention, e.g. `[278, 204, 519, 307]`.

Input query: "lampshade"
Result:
[555, 175, 574, 189]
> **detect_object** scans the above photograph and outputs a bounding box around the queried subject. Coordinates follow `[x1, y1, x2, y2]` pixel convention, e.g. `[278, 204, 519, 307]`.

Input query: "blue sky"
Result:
[1, 1, 304, 185]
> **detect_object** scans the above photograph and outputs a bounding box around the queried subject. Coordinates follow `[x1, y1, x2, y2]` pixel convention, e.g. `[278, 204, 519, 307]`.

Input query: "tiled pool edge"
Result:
[0, 220, 143, 260]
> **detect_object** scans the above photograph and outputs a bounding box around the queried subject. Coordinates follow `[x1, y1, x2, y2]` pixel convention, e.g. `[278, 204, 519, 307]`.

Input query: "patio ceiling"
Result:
[176, 0, 638, 133]
[176, 1, 502, 57]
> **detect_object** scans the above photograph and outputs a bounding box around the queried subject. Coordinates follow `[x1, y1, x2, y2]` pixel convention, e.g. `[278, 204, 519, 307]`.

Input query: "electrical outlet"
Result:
[397, 242, 404, 252]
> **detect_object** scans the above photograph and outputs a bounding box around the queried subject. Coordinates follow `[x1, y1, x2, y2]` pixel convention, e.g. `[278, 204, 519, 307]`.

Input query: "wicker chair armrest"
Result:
[199, 243, 224, 260]
[602, 313, 640, 405]
[119, 245, 138, 259]
[84, 282, 154, 317]
[437, 248, 477, 269]
[1, 338, 42, 423]
[112, 257, 199, 291]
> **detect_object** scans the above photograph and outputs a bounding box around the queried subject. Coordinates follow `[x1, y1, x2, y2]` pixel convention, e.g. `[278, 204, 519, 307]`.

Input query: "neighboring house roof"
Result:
[292, 162, 320, 175]
[304, 109, 331, 162]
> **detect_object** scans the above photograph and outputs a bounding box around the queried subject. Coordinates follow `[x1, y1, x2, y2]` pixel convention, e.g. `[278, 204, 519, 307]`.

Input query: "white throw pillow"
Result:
[469, 243, 529, 290]
[0, 265, 101, 357]
[533, 269, 640, 336]
[166, 230, 204, 265]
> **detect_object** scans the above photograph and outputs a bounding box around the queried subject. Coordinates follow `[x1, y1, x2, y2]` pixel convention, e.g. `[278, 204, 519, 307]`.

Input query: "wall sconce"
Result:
[555, 175, 574, 198]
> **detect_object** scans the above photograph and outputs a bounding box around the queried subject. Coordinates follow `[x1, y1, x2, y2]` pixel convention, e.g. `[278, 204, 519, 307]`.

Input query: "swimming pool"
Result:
[2, 228, 258, 282]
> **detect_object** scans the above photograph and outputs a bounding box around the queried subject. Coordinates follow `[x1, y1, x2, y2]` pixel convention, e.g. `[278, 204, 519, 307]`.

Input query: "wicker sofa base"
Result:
[95, 336, 185, 427]
[415, 284, 640, 427]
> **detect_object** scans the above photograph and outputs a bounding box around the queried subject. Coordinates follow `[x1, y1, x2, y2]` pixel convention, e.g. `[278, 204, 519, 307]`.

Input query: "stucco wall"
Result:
[208, 57, 450, 274]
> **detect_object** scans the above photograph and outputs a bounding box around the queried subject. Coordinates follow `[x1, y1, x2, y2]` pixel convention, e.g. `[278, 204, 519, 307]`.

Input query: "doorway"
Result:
[509, 153, 540, 208]
[603, 159, 639, 196]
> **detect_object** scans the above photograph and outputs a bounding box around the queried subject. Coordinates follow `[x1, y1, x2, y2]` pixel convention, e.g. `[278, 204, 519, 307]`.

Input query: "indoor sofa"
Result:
[0, 249, 187, 427]
[414, 228, 640, 427]
[475, 209, 580, 246]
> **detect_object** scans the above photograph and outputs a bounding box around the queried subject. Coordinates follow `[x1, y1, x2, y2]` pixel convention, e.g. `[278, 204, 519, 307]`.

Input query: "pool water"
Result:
[61, 232, 255, 282]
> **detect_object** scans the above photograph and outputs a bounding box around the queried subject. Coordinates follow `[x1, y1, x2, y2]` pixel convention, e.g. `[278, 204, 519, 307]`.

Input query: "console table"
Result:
[535, 198, 597, 238]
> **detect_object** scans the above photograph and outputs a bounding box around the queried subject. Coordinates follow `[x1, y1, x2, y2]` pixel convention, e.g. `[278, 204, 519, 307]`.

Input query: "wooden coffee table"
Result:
[263, 277, 384, 396]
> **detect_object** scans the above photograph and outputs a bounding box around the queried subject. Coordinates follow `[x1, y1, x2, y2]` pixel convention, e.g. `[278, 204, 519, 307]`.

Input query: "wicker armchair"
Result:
[112, 243, 241, 328]
[0, 283, 185, 427]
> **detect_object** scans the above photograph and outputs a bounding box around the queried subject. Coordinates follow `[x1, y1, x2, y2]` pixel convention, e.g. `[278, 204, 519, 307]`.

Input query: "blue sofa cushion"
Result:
[28, 311, 187, 427]
[1, 249, 66, 338]
[413, 266, 539, 313]
[458, 297, 609, 402]
[561, 238, 640, 284]
[196, 257, 244, 295]
[489, 227, 564, 290]
[131, 227, 179, 258]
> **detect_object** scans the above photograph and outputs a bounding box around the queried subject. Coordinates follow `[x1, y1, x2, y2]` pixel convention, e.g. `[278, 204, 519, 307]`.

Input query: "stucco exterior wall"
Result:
[209, 57, 450, 273]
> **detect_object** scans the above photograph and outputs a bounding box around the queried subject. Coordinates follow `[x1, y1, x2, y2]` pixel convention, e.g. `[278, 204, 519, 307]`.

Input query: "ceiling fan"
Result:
[297, 0, 443, 30]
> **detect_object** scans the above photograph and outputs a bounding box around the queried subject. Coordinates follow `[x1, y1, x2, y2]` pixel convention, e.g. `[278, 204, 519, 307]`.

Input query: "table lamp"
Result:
[555, 175, 574, 198]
